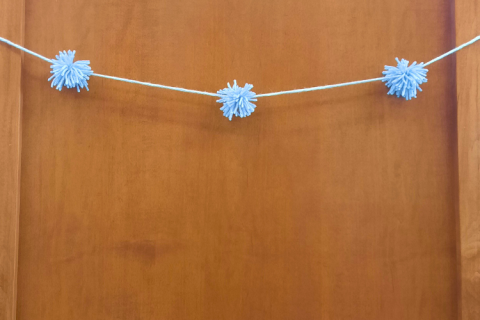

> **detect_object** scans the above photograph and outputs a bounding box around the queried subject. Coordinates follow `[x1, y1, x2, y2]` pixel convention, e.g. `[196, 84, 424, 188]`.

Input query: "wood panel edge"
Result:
[0, 0, 24, 319]
[455, 1, 480, 319]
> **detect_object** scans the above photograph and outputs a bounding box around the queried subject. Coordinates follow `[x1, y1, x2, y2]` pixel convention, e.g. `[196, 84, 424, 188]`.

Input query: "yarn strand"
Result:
[1, 35, 479, 97]
[0, 37, 52, 63]
[254, 77, 384, 98]
[92, 73, 220, 97]
[424, 35, 480, 66]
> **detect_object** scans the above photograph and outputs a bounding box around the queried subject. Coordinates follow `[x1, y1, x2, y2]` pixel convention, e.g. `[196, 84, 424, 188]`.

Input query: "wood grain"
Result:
[17, 1, 458, 319]
[0, 1, 23, 320]
[456, 1, 480, 319]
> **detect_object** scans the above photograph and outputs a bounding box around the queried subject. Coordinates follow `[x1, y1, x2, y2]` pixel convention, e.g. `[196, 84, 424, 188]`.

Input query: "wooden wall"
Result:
[2, 0, 476, 319]
[456, 1, 480, 319]
[0, 0, 23, 320]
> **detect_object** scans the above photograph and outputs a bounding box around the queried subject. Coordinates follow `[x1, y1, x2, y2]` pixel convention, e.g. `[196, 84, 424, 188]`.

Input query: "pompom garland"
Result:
[217, 80, 257, 120]
[382, 58, 428, 100]
[2, 34, 479, 120]
[48, 50, 93, 92]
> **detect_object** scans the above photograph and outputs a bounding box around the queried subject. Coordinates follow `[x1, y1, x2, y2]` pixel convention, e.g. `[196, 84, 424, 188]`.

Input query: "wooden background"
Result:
[3, 0, 478, 319]
[456, 1, 480, 319]
[0, 0, 23, 319]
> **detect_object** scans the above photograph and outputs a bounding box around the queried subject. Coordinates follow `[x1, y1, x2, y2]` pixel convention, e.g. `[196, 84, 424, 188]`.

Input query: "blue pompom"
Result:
[382, 58, 428, 100]
[217, 80, 257, 120]
[48, 50, 93, 92]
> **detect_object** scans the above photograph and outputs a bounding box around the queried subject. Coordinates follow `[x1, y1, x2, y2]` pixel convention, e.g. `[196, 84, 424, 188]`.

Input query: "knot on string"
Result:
[382, 58, 428, 100]
[217, 80, 257, 120]
[48, 50, 93, 92]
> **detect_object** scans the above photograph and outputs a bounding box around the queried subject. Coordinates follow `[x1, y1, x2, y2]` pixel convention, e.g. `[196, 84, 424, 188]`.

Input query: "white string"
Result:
[424, 35, 480, 66]
[254, 77, 384, 98]
[92, 73, 220, 97]
[1, 35, 479, 97]
[0, 37, 52, 63]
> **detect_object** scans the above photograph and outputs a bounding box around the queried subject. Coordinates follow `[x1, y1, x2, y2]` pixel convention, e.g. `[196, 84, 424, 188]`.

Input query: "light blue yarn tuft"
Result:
[382, 58, 428, 100]
[48, 50, 93, 92]
[217, 80, 257, 120]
